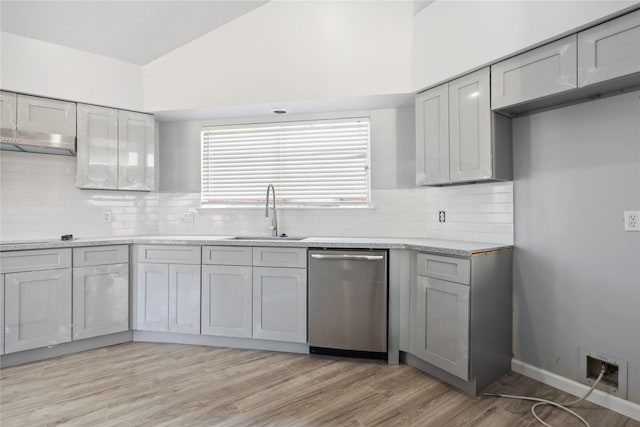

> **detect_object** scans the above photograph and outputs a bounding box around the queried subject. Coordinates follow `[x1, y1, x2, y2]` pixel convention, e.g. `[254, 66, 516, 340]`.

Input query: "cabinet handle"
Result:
[311, 254, 384, 261]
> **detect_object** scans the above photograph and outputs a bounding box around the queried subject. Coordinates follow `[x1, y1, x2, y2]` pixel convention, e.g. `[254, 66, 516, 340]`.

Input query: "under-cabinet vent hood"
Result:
[1, 128, 76, 156]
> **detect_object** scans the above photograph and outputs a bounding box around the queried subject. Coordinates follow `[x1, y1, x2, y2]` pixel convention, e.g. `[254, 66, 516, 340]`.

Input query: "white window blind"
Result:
[201, 118, 370, 207]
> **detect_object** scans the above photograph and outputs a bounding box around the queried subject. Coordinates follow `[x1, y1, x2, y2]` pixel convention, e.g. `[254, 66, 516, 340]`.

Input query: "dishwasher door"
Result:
[308, 249, 387, 357]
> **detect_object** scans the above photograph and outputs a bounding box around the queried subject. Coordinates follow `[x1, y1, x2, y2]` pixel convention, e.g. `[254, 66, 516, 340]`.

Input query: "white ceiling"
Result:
[0, 1, 268, 65]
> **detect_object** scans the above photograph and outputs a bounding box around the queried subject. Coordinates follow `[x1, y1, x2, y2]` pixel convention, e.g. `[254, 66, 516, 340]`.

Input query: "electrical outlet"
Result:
[181, 211, 195, 224]
[624, 211, 640, 231]
[102, 211, 112, 223]
[438, 210, 446, 223]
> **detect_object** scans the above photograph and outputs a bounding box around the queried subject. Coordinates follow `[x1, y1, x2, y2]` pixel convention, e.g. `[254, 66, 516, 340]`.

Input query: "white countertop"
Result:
[0, 235, 511, 257]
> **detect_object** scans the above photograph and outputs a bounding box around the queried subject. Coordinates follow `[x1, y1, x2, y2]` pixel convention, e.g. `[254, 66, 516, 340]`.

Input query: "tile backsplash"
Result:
[0, 151, 158, 241]
[1, 151, 513, 244]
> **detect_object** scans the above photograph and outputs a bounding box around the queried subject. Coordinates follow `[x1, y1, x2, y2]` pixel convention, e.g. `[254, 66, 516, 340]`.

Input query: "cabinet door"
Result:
[4, 269, 72, 353]
[578, 9, 640, 87]
[72, 264, 129, 340]
[118, 110, 154, 191]
[201, 265, 252, 338]
[1, 91, 17, 133]
[410, 275, 470, 380]
[16, 95, 76, 137]
[168, 264, 201, 334]
[253, 267, 306, 343]
[1, 274, 4, 355]
[135, 263, 169, 332]
[415, 84, 450, 185]
[492, 35, 577, 110]
[76, 104, 118, 189]
[449, 67, 492, 183]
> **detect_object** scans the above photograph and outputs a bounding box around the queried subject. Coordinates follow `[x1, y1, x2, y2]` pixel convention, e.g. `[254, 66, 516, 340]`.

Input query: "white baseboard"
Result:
[511, 359, 640, 422]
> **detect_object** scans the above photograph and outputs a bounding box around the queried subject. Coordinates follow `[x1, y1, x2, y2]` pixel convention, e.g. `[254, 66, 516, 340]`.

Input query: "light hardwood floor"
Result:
[0, 342, 638, 426]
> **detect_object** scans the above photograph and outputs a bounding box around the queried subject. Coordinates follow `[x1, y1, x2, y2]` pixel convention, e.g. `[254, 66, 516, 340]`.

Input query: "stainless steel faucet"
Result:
[265, 184, 278, 237]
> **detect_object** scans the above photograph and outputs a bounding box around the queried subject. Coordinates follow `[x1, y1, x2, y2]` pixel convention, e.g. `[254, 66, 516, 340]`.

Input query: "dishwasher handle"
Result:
[311, 253, 384, 261]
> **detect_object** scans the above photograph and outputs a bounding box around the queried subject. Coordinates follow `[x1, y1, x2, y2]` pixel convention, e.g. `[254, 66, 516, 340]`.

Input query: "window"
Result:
[201, 118, 370, 208]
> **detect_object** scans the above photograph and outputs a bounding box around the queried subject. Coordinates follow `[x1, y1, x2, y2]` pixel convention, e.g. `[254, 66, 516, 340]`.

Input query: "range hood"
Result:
[1, 128, 76, 156]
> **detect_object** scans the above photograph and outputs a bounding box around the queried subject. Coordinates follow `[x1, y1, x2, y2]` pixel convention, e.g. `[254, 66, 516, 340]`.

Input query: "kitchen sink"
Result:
[227, 236, 307, 241]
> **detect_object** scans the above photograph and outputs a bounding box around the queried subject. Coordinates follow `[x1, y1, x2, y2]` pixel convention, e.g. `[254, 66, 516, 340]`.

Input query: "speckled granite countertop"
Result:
[0, 235, 512, 257]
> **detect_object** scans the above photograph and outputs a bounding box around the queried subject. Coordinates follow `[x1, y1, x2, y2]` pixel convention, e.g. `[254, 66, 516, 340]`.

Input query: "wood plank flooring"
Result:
[0, 342, 637, 426]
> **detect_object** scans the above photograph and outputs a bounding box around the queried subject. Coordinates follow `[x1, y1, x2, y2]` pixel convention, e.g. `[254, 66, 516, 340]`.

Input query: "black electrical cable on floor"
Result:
[482, 366, 606, 427]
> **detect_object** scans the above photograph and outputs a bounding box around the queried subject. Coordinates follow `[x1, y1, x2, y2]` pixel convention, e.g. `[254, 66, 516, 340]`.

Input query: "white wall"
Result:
[412, 0, 637, 91]
[143, 1, 413, 112]
[0, 32, 144, 111]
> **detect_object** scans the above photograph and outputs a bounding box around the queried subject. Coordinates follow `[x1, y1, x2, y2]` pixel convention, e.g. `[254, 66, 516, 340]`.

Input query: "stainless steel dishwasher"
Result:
[308, 249, 388, 360]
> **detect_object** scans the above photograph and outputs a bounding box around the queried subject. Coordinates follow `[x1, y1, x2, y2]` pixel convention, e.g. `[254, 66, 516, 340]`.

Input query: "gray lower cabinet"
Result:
[491, 35, 578, 110]
[408, 251, 512, 395]
[0, 274, 4, 355]
[252, 267, 307, 343]
[4, 268, 72, 353]
[415, 67, 511, 186]
[411, 275, 470, 380]
[136, 263, 170, 332]
[201, 265, 253, 338]
[133, 245, 201, 334]
[72, 264, 129, 340]
[578, 8, 640, 87]
[168, 264, 201, 334]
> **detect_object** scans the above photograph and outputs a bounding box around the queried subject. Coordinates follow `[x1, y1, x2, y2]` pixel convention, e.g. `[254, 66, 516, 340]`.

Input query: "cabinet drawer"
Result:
[73, 245, 129, 267]
[491, 35, 577, 110]
[202, 246, 252, 266]
[0, 249, 72, 273]
[416, 253, 470, 285]
[137, 245, 201, 265]
[253, 247, 307, 268]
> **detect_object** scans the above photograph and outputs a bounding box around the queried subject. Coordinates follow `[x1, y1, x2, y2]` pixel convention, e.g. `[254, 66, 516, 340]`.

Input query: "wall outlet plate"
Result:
[102, 211, 112, 223]
[624, 211, 640, 231]
[578, 348, 627, 398]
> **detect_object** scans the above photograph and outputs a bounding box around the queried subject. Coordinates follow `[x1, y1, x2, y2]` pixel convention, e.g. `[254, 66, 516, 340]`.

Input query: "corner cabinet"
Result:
[76, 107, 155, 191]
[408, 250, 512, 395]
[416, 67, 512, 186]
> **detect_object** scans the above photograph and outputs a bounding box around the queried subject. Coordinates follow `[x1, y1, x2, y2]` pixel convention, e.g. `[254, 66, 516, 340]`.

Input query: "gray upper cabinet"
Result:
[491, 35, 578, 110]
[76, 104, 119, 190]
[415, 84, 449, 185]
[17, 94, 76, 138]
[0, 91, 17, 138]
[449, 68, 493, 183]
[578, 9, 640, 87]
[77, 107, 155, 191]
[118, 110, 155, 191]
[415, 67, 511, 186]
